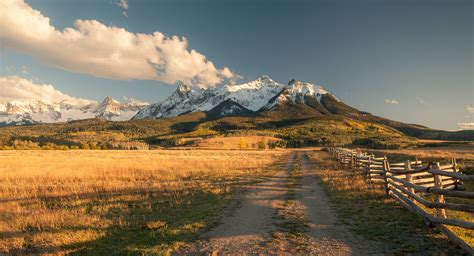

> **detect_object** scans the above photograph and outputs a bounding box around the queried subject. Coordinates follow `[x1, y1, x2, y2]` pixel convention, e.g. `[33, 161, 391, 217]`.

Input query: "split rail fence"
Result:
[329, 147, 474, 254]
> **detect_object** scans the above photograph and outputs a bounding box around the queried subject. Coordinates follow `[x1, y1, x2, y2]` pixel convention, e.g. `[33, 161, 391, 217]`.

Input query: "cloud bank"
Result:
[458, 122, 474, 130]
[457, 105, 474, 130]
[0, 0, 237, 87]
[0, 76, 94, 105]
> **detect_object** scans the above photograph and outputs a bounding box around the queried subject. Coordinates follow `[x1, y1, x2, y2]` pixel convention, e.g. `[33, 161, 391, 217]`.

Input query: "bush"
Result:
[239, 137, 248, 149]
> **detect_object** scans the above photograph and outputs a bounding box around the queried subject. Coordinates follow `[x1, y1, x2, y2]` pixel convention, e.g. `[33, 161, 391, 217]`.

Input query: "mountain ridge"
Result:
[0, 76, 471, 149]
[131, 75, 473, 143]
[0, 96, 149, 126]
[133, 75, 333, 120]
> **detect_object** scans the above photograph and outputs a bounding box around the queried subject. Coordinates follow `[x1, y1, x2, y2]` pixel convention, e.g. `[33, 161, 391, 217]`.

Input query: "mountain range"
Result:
[0, 75, 471, 149]
[133, 76, 332, 119]
[0, 96, 149, 126]
[131, 75, 473, 144]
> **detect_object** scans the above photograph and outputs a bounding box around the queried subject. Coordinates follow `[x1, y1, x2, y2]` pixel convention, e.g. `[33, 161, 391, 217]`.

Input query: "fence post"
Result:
[404, 160, 415, 203]
[383, 156, 390, 195]
[350, 152, 355, 169]
[452, 158, 458, 190]
[432, 162, 447, 219]
[366, 155, 372, 179]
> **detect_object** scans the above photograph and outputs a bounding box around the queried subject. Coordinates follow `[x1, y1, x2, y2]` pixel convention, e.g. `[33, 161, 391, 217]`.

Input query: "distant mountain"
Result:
[133, 75, 372, 121]
[134, 76, 473, 142]
[134, 75, 335, 119]
[0, 76, 471, 149]
[0, 96, 148, 126]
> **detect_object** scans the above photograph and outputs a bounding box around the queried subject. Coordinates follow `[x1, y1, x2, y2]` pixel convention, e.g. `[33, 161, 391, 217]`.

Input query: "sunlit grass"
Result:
[0, 150, 287, 255]
[307, 150, 466, 254]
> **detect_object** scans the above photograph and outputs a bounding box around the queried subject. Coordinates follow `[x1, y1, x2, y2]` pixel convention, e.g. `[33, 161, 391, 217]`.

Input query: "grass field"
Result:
[0, 148, 470, 254]
[307, 151, 467, 254]
[367, 147, 474, 247]
[0, 150, 287, 255]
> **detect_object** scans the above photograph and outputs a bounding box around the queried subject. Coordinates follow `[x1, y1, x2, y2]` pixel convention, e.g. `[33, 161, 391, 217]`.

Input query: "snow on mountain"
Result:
[134, 76, 331, 119]
[0, 75, 334, 125]
[261, 79, 330, 110]
[0, 96, 149, 125]
[134, 75, 288, 119]
[94, 96, 149, 121]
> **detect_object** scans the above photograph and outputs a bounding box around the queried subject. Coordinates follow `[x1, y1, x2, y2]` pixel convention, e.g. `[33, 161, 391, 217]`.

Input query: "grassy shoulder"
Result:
[307, 151, 466, 254]
[269, 154, 312, 254]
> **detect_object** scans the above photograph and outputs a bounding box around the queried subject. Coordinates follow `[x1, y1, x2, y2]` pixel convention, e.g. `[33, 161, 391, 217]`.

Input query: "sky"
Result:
[0, 0, 472, 130]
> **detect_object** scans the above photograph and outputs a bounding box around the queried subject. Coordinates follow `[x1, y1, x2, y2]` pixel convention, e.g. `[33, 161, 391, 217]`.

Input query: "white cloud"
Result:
[385, 99, 398, 105]
[416, 96, 426, 105]
[123, 96, 149, 105]
[0, 76, 94, 105]
[0, 0, 237, 88]
[116, 0, 128, 10]
[116, 0, 128, 17]
[458, 122, 474, 130]
[21, 65, 28, 75]
[466, 105, 474, 113]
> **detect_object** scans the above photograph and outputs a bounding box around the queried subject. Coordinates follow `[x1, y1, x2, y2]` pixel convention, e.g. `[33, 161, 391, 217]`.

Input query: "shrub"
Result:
[239, 137, 248, 149]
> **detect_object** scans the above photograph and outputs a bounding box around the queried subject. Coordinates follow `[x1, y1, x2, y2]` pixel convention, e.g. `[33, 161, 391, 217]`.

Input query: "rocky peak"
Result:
[257, 75, 272, 82]
[177, 81, 192, 93]
[101, 96, 119, 105]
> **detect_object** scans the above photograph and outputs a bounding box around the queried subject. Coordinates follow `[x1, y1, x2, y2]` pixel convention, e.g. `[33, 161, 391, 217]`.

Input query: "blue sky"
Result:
[1, 0, 472, 130]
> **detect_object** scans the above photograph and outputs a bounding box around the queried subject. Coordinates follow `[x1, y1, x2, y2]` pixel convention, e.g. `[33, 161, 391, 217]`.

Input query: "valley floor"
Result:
[0, 149, 466, 255]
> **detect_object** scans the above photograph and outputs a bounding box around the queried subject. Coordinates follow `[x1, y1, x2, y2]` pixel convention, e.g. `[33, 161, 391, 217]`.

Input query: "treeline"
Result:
[238, 137, 287, 149]
[0, 139, 149, 150]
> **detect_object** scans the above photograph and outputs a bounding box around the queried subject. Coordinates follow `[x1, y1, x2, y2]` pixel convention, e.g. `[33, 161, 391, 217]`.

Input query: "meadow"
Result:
[0, 150, 287, 255]
[0, 147, 471, 254]
[307, 151, 468, 254]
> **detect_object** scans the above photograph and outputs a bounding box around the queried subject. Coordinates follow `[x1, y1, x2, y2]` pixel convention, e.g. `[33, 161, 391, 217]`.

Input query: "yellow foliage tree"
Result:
[239, 137, 248, 149]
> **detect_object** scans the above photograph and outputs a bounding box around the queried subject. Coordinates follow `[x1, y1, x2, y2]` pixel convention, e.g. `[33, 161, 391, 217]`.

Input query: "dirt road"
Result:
[178, 151, 383, 255]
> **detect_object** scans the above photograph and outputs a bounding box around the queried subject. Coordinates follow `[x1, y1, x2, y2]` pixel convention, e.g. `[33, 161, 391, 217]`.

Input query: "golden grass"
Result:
[307, 151, 466, 254]
[194, 136, 282, 149]
[0, 149, 286, 255]
[370, 147, 474, 247]
[370, 146, 474, 160]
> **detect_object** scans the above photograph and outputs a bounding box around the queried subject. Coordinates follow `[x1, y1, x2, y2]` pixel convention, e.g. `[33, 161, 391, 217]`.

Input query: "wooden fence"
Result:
[329, 147, 474, 254]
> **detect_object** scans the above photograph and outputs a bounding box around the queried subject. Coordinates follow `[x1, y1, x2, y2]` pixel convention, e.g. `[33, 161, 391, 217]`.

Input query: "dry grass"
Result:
[370, 145, 474, 160]
[369, 147, 474, 247]
[0, 149, 286, 255]
[307, 151, 466, 254]
[195, 136, 282, 149]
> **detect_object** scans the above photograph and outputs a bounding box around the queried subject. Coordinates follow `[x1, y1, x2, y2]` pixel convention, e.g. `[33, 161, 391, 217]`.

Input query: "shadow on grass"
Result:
[3, 154, 292, 255]
[5, 187, 228, 255]
[74, 189, 225, 255]
[308, 152, 467, 255]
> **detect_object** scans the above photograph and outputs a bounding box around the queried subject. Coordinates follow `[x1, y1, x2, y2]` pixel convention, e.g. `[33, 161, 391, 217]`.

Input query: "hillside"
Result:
[0, 110, 431, 150]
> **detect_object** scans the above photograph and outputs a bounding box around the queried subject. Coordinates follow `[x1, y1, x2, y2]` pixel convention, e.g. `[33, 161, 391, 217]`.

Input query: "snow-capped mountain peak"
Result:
[285, 79, 328, 102]
[177, 81, 193, 93]
[133, 76, 334, 119]
[133, 75, 287, 119]
[0, 96, 149, 126]
[259, 79, 329, 110]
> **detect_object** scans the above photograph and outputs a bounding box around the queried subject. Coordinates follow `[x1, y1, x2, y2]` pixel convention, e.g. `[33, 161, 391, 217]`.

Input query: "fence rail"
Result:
[328, 147, 474, 254]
